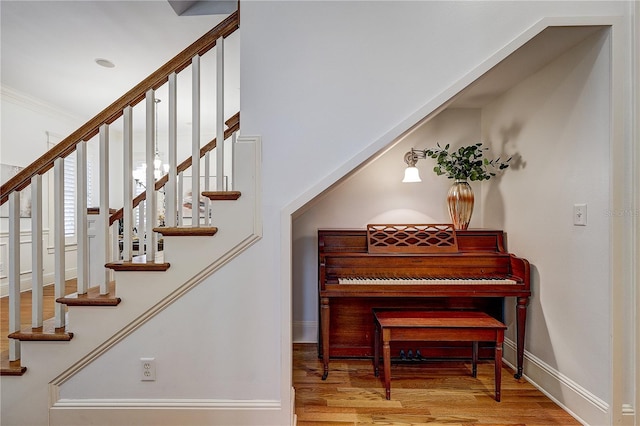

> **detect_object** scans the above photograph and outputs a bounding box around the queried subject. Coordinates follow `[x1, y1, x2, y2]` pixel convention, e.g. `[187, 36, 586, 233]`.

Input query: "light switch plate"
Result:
[574, 204, 587, 226]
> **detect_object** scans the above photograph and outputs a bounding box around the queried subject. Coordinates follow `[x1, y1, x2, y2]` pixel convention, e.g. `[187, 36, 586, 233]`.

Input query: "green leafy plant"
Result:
[425, 142, 511, 181]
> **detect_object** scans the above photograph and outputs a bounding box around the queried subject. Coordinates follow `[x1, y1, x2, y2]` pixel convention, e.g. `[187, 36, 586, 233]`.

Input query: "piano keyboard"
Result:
[337, 277, 517, 285]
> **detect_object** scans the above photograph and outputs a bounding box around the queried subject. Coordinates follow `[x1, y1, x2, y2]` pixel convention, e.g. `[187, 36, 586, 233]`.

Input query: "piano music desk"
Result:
[373, 310, 506, 401]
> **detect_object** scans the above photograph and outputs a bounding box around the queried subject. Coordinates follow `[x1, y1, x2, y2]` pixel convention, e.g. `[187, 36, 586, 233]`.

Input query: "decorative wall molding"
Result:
[0, 228, 77, 296]
[0, 85, 81, 124]
[503, 339, 607, 425]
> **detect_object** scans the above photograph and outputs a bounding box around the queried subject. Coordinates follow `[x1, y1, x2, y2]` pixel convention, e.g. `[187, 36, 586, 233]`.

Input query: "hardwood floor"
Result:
[293, 343, 580, 425]
[0, 279, 77, 353]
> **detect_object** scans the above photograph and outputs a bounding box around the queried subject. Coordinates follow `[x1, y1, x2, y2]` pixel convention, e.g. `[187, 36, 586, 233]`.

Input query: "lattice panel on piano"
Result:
[367, 224, 459, 254]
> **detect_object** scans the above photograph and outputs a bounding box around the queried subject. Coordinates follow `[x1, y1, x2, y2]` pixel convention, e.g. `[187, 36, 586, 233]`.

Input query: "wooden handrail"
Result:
[109, 113, 240, 225]
[0, 11, 239, 206]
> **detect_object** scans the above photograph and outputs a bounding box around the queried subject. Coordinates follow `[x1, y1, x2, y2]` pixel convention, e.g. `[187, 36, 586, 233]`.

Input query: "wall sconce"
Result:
[402, 148, 428, 183]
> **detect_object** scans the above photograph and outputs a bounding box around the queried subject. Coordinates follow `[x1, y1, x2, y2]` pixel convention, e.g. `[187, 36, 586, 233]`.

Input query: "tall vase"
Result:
[447, 179, 474, 230]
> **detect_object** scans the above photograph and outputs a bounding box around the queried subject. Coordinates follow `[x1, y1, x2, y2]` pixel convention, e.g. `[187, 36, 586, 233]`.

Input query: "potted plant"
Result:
[425, 142, 510, 230]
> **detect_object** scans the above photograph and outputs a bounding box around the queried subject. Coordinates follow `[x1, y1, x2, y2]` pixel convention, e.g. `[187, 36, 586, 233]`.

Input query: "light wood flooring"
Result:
[293, 343, 580, 425]
[0, 279, 77, 354]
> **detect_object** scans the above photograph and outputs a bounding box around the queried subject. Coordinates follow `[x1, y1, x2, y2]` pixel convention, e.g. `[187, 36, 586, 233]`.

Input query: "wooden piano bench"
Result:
[373, 310, 507, 401]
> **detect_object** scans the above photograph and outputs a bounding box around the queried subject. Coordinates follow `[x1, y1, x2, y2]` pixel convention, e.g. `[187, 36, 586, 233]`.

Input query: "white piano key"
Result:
[337, 277, 517, 285]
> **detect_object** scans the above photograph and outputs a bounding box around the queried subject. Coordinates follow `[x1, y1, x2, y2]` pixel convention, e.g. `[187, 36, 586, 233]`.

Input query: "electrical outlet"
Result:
[140, 357, 156, 381]
[574, 203, 587, 226]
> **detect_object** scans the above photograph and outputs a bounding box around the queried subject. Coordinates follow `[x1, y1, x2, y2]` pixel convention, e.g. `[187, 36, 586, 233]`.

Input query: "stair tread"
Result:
[105, 259, 170, 271]
[8, 318, 74, 342]
[57, 281, 120, 306]
[153, 226, 218, 236]
[201, 190, 241, 201]
[0, 354, 27, 376]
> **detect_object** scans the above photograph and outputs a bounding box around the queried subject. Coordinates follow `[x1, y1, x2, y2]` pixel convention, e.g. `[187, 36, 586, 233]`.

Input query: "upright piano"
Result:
[318, 225, 530, 380]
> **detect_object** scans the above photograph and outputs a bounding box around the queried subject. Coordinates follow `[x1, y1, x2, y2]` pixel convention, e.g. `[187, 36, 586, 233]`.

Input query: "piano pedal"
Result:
[415, 349, 423, 361]
[400, 350, 406, 360]
[407, 349, 414, 360]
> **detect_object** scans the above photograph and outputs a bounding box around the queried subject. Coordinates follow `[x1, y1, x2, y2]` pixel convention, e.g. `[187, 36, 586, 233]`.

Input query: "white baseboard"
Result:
[292, 320, 317, 343]
[0, 269, 74, 298]
[50, 399, 286, 426]
[503, 339, 608, 426]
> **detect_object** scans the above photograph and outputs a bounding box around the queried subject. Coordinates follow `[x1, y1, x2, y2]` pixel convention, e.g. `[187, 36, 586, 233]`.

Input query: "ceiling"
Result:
[0, 0, 235, 124]
[2, 1, 604, 141]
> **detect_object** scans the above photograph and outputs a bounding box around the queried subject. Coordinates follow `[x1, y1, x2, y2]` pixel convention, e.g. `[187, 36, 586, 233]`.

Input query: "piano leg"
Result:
[374, 321, 380, 377]
[515, 296, 529, 379]
[321, 297, 330, 380]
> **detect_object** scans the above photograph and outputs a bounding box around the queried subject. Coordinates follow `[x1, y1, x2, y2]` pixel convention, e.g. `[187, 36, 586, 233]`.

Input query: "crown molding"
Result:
[1, 85, 82, 125]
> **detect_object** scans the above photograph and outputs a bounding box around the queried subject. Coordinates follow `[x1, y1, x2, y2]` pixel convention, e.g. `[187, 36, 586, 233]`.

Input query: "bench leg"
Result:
[472, 341, 478, 378]
[383, 338, 391, 400]
[495, 331, 504, 402]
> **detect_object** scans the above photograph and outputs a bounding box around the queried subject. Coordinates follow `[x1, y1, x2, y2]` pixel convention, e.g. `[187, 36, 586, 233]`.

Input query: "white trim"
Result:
[0, 268, 77, 298]
[52, 398, 280, 409]
[49, 399, 283, 426]
[503, 340, 605, 426]
[623, 404, 636, 417]
[0, 85, 81, 124]
[607, 13, 635, 426]
[292, 320, 317, 343]
[632, 0, 640, 422]
[216, 36, 225, 193]
[47, 242, 77, 255]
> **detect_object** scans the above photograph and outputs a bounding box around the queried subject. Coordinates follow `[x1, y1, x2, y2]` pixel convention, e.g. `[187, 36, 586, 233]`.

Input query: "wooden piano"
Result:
[318, 225, 530, 380]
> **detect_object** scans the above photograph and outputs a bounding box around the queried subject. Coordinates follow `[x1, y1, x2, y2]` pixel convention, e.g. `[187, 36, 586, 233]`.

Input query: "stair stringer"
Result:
[0, 136, 261, 426]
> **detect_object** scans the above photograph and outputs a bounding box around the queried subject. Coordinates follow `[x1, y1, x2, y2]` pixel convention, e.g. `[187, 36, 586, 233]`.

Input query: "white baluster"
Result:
[216, 36, 225, 193]
[31, 175, 43, 328]
[110, 221, 118, 281]
[76, 141, 88, 294]
[8, 191, 21, 361]
[178, 171, 184, 226]
[138, 200, 145, 254]
[146, 90, 157, 260]
[204, 151, 211, 226]
[99, 125, 110, 293]
[167, 72, 177, 228]
[54, 158, 66, 328]
[231, 131, 237, 190]
[192, 55, 200, 227]
[123, 106, 133, 261]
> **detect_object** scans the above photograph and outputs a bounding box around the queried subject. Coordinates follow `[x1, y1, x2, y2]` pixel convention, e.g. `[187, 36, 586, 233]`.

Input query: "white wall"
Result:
[482, 29, 612, 402]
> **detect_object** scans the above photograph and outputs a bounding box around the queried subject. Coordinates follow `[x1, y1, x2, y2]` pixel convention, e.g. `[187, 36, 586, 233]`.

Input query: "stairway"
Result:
[0, 133, 260, 425]
[0, 11, 263, 425]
